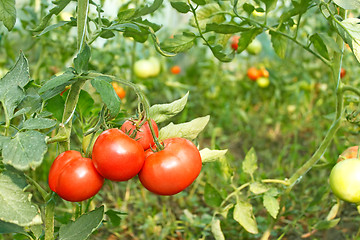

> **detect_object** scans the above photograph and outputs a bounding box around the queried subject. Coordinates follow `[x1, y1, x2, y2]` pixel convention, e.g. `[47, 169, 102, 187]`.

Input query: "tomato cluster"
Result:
[48, 119, 202, 201]
[247, 67, 270, 88]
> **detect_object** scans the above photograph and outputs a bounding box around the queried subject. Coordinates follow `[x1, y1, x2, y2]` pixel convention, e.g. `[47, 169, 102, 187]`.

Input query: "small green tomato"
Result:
[329, 158, 360, 203]
[257, 77, 270, 88]
[246, 39, 262, 55]
[134, 59, 154, 78]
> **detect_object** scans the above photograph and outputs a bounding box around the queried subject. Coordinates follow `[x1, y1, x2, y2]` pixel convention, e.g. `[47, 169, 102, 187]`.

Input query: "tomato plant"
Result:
[92, 128, 145, 181]
[120, 119, 159, 150]
[48, 150, 104, 202]
[139, 138, 202, 195]
[329, 158, 360, 203]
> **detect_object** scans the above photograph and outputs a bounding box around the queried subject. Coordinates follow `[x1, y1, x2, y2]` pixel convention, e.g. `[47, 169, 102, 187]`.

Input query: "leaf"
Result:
[333, 0, 360, 9]
[204, 183, 223, 207]
[160, 33, 196, 53]
[270, 30, 287, 58]
[233, 201, 258, 234]
[158, 115, 210, 140]
[205, 23, 248, 34]
[310, 33, 329, 60]
[237, 28, 262, 53]
[211, 218, 225, 240]
[149, 92, 188, 123]
[133, 0, 164, 18]
[263, 189, 280, 219]
[22, 118, 57, 130]
[250, 182, 269, 195]
[105, 209, 126, 227]
[59, 205, 104, 240]
[261, 0, 277, 11]
[0, 135, 10, 151]
[0, 169, 42, 226]
[0, 220, 29, 236]
[74, 44, 91, 74]
[326, 203, 340, 221]
[200, 148, 228, 163]
[91, 77, 120, 118]
[341, 18, 360, 63]
[170, 1, 190, 13]
[39, 71, 76, 95]
[192, 0, 206, 5]
[242, 147, 258, 177]
[77, 90, 95, 118]
[37, 21, 71, 36]
[314, 218, 340, 230]
[209, 44, 235, 62]
[0, 0, 16, 31]
[2, 131, 48, 171]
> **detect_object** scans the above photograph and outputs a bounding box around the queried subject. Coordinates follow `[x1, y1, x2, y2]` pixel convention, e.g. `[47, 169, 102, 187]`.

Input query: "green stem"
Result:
[2, 102, 10, 136]
[44, 198, 55, 240]
[342, 85, 360, 97]
[77, 0, 89, 52]
[25, 174, 48, 200]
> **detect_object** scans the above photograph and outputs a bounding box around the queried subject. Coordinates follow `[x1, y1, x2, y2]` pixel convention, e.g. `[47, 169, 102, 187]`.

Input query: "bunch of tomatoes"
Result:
[48, 119, 202, 202]
[247, 67, 270, 88]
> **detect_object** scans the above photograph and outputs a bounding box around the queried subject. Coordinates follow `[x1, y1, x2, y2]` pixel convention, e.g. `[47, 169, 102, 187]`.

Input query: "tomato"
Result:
[170, 65, 181, 75]
[257, 77, 270, 88]
[246, 39, 262, 55]
[337, 146, 359, 162]
[92, 128, 145, 181]
[111, 82, 126, 99]
[329, 158, 360, 203]
[48, 150, 104, 202]
[340, 68, 346, 78]
[138, 138, 202, 195]
[134, 58, 161, 78]
[120, 119, 159, 150]
[247, 67, 261, 81]
[230, 35, 240, 51]
[259, 67, 269, 78]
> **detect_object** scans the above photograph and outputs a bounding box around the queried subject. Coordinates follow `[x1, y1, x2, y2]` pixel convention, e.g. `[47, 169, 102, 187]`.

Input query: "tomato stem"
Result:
[44, 196, 55, 240]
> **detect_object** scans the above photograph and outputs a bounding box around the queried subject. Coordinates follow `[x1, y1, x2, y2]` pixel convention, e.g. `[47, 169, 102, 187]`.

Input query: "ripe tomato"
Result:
[247, 67, 261, 81]
[329, 158, 360, 203]
[170, 65, 181, 75]
[246, 39, 262, 55]
[138, 138, 202, 195]
[48, 150, 104, 202]
[340, 68, 346, 78]
[231, 35, 240, 51]
[121, 119, 159, 150]
[111, 82, 126, 99]
[257, 77, 270, 88]
[92, 128, 145, 181]
[259, 67, 269, 78]
[337, 146, 359, 162]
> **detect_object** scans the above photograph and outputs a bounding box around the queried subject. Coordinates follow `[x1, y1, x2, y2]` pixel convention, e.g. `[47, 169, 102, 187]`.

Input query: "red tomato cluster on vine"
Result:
[247, 67, 270, 88]
[48, 119, 202, 201]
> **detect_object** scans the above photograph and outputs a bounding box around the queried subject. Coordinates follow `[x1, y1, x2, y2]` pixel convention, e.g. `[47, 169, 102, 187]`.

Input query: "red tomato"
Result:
[139, 138, 202, 195]
[48, 150, 104, 202]
[337, 146, 359, 162]
[92, 128, 145, 181]
[231, 36, 240, 51]
[120, 119, 159, 150]
[340, 68, 346, 78]
[112, 82, 126, 99]
[170, 65, 181, 75]
[247, 67, 261, 81]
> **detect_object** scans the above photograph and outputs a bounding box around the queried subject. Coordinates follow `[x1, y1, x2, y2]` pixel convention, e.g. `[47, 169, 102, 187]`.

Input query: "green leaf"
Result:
[205, 23, 248, 34]
[133, 0, 163, 18]
[0, 169, 42, 226]
[0, 0, 16, 31]
[160, 33, 196, 53]
[237, 28, 262, 53]
[200, 148, 228, 163]
[340, 18, 360, 63]
[149, 92, 188, 123]
[318, 33, 341, 53]
[250, 182, 269, 195]
[59, 205, 104, 240]
[243, 3, 255, 14]
[211, 218, 225, 240]
[158, 115, 210, 140]
[192, 0, 206, 4]
[310, 33, 329, 60]
[45, 94, 65, 121]
[77, 90, 95, 118]
[91, 77, 120, 118]
[233, 201, 258, 234]
[0, 220, 29, 236]
[261, 0, 277, 11]
[333, 0, 360, 9]
[270, 30, 287, 58]
[74, 44, 91, 74]
[22, 118, 57, 130]
[209, 44, 235, 62]
[105, 209, 126, 227]
[314, 218, 340, 230]
[170, 2, 190, 13]
[3, 131, 48, 170]
[37, 21, 71, 36]
[0, 135, 10, 152]
[31, 0, 71, 32]
[242, 147, 258, 177]
[263, 189, 280, 219]
[204, 183, 223, 207]
[117, 9, 136, 21]
[1, 86, 25, 119]
[39, 71, 76, 95]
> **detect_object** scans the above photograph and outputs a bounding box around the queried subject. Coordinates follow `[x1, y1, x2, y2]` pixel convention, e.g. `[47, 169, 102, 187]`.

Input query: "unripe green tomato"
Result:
[257, 77, 270, 88]
[134, 59, 154, 78]
[148, 57, 161, 77]
[329, 158, 360, 203]
[82, 131, 102, 156]
[246, 39, 262, 55]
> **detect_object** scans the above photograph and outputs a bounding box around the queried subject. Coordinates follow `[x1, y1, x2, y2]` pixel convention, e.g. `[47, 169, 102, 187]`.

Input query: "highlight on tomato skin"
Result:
[48, 150, 104, 202]
[138, 137, 202, 196]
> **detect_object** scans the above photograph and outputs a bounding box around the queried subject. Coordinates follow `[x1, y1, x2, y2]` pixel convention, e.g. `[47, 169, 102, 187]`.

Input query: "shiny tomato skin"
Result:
[121, 119, 159, 150]
[48, 150, 104, 202]
[139, 138, 202, 196]
[92, 128, 145, 181]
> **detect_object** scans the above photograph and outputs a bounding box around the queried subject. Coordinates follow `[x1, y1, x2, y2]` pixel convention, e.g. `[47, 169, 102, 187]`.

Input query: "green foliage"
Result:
[0, 0, 16, 31]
